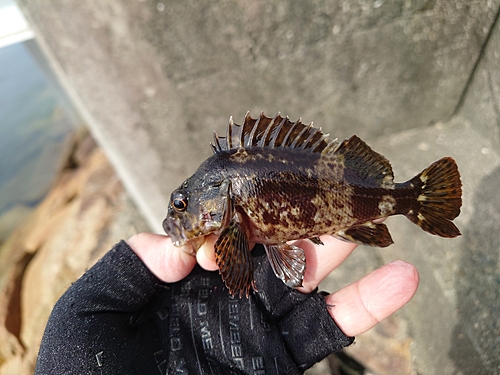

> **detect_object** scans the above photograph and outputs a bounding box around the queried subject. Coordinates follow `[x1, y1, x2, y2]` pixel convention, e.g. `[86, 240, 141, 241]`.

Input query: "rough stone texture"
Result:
[18, 0, 500, 231]
[457, 7, 500, 148]
[368, 117, 500, 375]
[0, 133, 149, 375]
[11, 1, 500, 374]
[144, 0, 497, 139]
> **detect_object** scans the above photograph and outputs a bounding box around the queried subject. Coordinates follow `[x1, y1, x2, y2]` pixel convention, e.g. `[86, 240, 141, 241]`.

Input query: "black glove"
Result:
[36, 241, 353, 374]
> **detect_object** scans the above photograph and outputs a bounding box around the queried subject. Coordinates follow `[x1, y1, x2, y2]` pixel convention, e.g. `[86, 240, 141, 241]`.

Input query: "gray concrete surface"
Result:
[372, 117, 500, 374]
[18, 1, 500, 374]
[316, 115, 500, 374]
[458, 2, 500, 149]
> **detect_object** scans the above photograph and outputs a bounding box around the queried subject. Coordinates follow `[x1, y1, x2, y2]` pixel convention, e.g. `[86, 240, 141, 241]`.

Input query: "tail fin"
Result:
[406, 157, 462, 237]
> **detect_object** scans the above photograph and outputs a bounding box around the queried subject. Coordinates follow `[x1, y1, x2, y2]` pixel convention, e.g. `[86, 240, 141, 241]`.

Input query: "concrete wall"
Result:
[18, 1, 500, 374]
[18, 0, 500, 230]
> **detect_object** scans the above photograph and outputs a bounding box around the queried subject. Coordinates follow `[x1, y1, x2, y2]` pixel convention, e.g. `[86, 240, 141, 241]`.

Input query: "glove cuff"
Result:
[280, 291, 354, 370]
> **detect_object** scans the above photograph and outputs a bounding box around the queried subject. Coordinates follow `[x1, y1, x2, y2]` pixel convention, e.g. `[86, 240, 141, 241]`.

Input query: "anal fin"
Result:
[264, 243, 306, 288]
[214, 221, 255, 297]
[334, 222, 394, 247]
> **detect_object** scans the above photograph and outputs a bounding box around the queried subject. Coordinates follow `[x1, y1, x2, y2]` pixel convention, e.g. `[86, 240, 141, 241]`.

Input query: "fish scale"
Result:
[163, 112, 462, 297]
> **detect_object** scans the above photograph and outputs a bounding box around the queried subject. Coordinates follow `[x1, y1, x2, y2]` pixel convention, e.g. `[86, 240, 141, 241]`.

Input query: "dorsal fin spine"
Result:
[268, 116, 287, 148]
[226, 116, 235, 150]
[262, 112, 280, 147]
[213, 112, 335, 155]
[290, 124, 311, 148]
[313, 132, 330, 152]
[211, 131, 222, 153]
[321, 138, 339, 154]
[312, 136, 328, 153]
[282, 119, 301, 147]
[246, 112, 262, 147]
[302, 127, 320, 149]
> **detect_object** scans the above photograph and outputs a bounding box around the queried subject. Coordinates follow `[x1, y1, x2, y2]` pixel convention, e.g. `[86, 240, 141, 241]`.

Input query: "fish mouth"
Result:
[162, 217, 188, 247]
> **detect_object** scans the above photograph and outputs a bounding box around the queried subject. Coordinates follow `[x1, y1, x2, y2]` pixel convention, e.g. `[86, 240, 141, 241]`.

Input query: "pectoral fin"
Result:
[308, 236, 324, 245]
[214, 221, 254, 297]
[334, 222, 394, 247]
[264, 243, 306, 288]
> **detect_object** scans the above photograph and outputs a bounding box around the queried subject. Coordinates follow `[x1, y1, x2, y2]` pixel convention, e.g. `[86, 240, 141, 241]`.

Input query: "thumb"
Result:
[127, 232, 197, 282]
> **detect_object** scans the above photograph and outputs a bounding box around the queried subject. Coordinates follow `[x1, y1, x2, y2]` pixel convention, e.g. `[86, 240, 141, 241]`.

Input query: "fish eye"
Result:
[172, 192, 188, 212]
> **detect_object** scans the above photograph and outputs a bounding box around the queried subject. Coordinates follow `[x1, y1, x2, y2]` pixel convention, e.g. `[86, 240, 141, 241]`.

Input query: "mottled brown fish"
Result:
[163, 112, 462, 297]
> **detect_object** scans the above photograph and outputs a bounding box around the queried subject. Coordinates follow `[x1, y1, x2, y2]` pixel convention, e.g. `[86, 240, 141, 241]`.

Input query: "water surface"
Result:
[0, 40, 80, 241]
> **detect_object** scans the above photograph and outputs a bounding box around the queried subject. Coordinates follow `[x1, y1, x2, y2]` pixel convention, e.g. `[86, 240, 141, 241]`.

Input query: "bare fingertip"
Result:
[362, 261, 420, 317]
[325, 260, 420, 337]
[384, 260, 420, 292]
[393, 260, 419, 280]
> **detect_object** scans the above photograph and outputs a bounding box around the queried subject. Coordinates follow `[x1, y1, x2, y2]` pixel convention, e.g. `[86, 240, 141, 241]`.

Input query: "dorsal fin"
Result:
[211, 112, 339, 154]
[337, 135, 394, 188]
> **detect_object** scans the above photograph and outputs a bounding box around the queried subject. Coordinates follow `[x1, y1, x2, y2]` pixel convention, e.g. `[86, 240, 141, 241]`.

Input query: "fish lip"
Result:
[162, 217, 188, 247]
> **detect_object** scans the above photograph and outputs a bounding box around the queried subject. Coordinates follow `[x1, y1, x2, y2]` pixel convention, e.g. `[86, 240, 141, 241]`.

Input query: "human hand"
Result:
[127, 232, 419, 337]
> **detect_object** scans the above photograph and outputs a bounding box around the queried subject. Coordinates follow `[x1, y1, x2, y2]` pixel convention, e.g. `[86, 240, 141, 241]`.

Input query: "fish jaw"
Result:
[162, 216, 189, 247]
[162, 216, 208, 255]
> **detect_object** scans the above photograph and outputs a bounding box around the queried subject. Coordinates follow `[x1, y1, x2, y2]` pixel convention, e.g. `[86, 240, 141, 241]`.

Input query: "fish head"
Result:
[163, 178, 231, 250]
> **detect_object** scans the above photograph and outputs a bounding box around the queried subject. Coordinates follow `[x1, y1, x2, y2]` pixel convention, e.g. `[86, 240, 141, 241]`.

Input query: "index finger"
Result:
[293, 235, 358, 293]
[327, 260, 419, 336]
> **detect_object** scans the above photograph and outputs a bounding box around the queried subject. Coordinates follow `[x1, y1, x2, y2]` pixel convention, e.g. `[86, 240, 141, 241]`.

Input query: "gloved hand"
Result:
[35, 233, 419, 374]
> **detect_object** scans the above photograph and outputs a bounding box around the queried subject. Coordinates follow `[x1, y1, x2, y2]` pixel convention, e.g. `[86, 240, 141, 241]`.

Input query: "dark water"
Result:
[0, 40, 80, 240]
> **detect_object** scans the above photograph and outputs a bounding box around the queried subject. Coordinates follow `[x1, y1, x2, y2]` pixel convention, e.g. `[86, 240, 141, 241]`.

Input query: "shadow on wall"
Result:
[450, 166, 500, 374]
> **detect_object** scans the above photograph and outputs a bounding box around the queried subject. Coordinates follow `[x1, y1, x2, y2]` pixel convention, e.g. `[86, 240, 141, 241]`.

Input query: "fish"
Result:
[163, 112, 462, 297]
